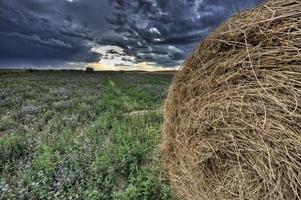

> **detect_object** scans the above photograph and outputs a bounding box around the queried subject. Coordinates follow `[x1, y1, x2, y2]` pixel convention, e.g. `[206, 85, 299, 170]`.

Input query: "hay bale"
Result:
[86, 67, 94, 73]
[160, 0, 301, 199]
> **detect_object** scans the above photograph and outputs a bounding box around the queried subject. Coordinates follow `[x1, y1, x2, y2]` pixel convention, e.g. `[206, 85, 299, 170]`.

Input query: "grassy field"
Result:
[0, 71, 173, 199]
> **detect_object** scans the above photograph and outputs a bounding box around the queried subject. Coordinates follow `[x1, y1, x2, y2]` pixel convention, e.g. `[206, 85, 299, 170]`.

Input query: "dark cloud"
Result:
[0, 0, 108, 68]
[0, 0, 264, 69]
[106, 49, 125, 56]
[105, 0, 264, 66]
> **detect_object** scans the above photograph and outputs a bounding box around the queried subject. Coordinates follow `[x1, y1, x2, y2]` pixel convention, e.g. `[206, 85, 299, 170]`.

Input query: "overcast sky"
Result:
[0, 0, 264, 70]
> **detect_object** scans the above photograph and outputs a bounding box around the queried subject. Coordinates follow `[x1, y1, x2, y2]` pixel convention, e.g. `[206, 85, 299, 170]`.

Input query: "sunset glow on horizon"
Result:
[89, 62, 178, 72]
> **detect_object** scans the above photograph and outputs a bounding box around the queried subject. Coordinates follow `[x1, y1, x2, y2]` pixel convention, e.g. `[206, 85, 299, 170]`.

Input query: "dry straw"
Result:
[160, 0, 301, 199]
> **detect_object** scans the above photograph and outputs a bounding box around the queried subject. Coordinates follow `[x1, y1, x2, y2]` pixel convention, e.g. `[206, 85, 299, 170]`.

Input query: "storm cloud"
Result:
[0, 0, 264, 69]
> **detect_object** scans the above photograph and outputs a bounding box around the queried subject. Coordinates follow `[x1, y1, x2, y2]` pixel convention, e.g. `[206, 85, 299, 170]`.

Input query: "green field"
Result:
[0, 72, 173, 199]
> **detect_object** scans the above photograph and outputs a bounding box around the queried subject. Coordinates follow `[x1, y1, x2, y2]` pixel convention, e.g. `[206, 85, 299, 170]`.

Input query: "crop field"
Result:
[0, 71, 173, 199]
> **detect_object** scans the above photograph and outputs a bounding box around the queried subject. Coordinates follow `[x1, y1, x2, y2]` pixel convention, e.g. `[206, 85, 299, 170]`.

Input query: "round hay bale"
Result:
[86, 67, 94, 73]
[160, 0, 301, 199]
